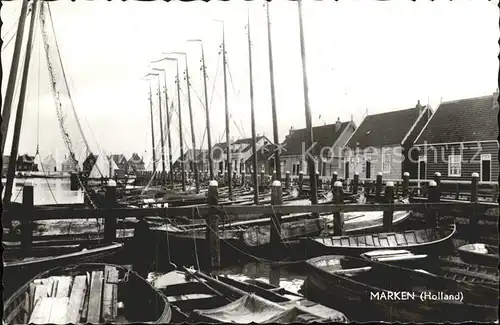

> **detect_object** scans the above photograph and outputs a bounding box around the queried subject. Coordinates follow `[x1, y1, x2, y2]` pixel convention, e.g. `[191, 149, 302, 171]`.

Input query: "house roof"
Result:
[211, 142, 229, 160]
[345, 106, 428, 149]
[175, 149, 208, 164]
[128, 153, 144, 164]
[247, 143, 277, 162]
[110, 154, 127, 165]
[414, 94, 499, 145]
[281, 121, 351, 157]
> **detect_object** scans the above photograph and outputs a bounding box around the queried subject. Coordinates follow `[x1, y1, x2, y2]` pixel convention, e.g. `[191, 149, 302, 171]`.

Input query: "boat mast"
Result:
[247, 10, 259, 205]
[220, 21, 233, 200]
[1, 0, 29, 156]
[173, 59, 186, 191]
[147, 79, 157, 173]
[3, 0, 38, 206]
[199, 42, 215, 180]
[297, 0, 318, 204]
[154, 73, 166, 178]
[162, 72, 175, 189]
[266, 2, 281, 182]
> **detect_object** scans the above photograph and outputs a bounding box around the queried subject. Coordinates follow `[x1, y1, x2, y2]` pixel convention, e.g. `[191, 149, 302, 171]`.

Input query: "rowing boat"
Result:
[307, 224, 457, 256]
[301, 254, 498, 322]
[457, 243, 499, 267]
[3, 263, 172, 324]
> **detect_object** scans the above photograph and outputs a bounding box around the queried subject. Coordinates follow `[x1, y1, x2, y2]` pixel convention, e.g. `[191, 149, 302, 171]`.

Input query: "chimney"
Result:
[335, 117, 341, 132]
[415, 100, 423, 119]
[289, 126, 294, 137]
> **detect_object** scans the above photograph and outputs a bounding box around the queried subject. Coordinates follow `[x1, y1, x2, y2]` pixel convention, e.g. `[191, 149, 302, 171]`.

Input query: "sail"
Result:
[88, 156, 119, 178]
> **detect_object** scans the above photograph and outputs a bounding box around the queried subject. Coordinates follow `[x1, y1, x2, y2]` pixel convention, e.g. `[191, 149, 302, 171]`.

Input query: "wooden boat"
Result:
[3, 263, 172, 324]
[457, 243, 499, 267]
[302, 255, 498, 322]
[360, 249, 499, 290]
[152, 267, 348, 323]
[307, 224, 457, 256]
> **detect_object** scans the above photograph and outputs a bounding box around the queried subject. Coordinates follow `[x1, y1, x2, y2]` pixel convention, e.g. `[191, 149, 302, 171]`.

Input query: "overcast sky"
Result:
[1, 0, 498, 170]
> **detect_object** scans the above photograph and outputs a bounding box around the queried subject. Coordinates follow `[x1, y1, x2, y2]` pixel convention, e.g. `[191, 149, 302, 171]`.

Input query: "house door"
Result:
[365, 160, 371, 179]
[418, 156, 426, 180]
[481, 154, 491, 182]
[344, 161, 349, 179]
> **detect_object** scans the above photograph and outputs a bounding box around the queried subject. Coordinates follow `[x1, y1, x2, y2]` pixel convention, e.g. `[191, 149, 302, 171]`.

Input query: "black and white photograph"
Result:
[1, 0, 499, 323]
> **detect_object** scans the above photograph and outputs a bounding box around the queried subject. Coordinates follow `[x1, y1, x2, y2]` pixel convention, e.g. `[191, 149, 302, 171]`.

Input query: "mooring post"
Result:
[70, 172, 79, 191]
[493, 184, 499, 203]
[260, 169, 265, 187]
[333, 181, 344, 236]
[402, 172, 410, 198]
[270, 180, 283, 252]
[285, 171, 290, 189]
[375, 172, 383, 203]
[353, 172, 359, 195]
[272, 170, 277, 181]
[104, 179, 117, 243]
[426, 181, 438, 228]
[233, 171, 237, 184]
[383, 181, 394, 231]
[434, 172, 441, 198]
[316, 171, 322, 190]
[298, 171, 304, 192]
[206, 180, 220, 269]
[241, 171, 246, 186]
[21, 181, 34, 253]
[469, 173, 479, 243]
[330, 171, 338, 190]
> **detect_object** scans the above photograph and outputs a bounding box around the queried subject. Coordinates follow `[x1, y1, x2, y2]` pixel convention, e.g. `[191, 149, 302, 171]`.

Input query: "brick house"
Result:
[413, 92, 499, 182]
[245, 143, 278, 174]
[173, 149, 208, 173]
[280, 118, 356, 177]
[344, 101, 432, 180]
[16, 154, 38, 172]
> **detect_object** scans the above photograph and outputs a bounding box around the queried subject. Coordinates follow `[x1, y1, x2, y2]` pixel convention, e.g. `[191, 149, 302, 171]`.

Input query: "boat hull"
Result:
[457, 243, 499, 267]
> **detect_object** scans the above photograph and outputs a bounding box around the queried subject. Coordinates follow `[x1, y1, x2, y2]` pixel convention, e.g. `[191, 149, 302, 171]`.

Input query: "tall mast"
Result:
[297, 0, 318, 204]
[162, 72, 175, 189]
[221, 21, 232, 199]
[200, 43, 214, 180]
[148, 80, 157, 173]
[266, 2, 281, 182]
[1, 0, 29, 156]
[155, 74, 166, 177]
[247, 10, 259, 205]
[3, 0, 38, 206]
[174, 60, 186, 191]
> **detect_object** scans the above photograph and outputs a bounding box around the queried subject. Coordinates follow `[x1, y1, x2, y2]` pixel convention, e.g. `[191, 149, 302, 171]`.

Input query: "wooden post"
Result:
[492, 184, 499, 203]
[353, 172, 359, 195]
[402, 172, 410, 198]
[104, 179, 117, 243]
[469, 173, 479, 243]
[70, 173, 79, 191]
[272, 170, 277, 181]
[241, 171, 246, 186]
[260, 170, 265, 186]
[285, 171, 290, 189]
[426, 181, 438, 228]
[332, 181, 344, 236]
[270, 181, 283, 252]
[383, 181, 394, 231]
[206, 180, 220, 269]
[375, 172, 383, 203]
[434, 172, 441, 198]
[233, 171, 237, 184]
[331, 171, 338, 190]
[298, 171, 304, 192]
[316, 171, 322, 190]
[21, 181, 34, 253]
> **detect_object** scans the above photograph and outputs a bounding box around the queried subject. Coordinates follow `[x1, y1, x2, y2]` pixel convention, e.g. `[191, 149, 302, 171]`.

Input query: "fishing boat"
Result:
[457, 243, 499, 267]
[3, 263, 172, 324]
[151, 266, 348, 323]
[301, 255, 499, 322]
[307, 224, 457, 256]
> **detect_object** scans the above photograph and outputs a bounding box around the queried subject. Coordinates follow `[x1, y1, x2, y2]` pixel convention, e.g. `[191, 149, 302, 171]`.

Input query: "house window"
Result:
[418, 156, 427, 180]
[292, 163, 296, 175]
[481, 154, 491, 182]
[382, 151, 391, 174]
[322, 162, 326, 176]
[448, 155, 462, 177]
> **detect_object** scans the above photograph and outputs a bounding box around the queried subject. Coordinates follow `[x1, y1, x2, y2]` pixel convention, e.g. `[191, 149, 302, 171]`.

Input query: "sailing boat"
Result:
[2, 1, 123, 295]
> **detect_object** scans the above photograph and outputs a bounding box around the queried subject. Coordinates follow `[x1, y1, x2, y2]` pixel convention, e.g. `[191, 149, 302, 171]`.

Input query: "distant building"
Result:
[344, 101, 432, 180]
[110, 154, 128, 178]
[61, 155, 78, 173]
[16, 154, 38, 172]
[245, 143, 278, 175]
[281, 118, 356, 178]
[41, 154, 58, 172]
[127, 153, 145, 174]
[413, 92, 499, 182]
[173, 149, 208, 174]
[82, 153, 119, 178]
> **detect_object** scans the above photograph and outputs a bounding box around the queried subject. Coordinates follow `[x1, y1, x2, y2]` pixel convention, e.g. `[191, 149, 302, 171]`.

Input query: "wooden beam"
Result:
[66, 275, 87, 324]
[87, 271, 103, 324]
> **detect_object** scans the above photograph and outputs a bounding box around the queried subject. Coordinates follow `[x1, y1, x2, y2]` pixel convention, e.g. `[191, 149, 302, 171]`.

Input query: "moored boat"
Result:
[457, 243, 499, 267]
[3, 263, 172, 324]
[301, 254, 498, 322]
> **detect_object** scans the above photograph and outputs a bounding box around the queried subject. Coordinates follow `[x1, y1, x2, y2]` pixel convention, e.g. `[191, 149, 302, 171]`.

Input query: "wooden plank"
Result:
[4, 294, 30, 324]
[48, 297, 70, 324]
[80, 271, 91, 323]
[387, 235, 398, 247]
[33, 283, 50, 306]
[24, 292, 30, 323]
[55, 276, 73, 298]
[102, 266, 119, 322]
[87, 271, 104, 324]
[395, 233, 407, 245]
[29, 297, 54, 324]
[66, 275, 88, 324]
[29, 282, 37, 312]
[366, 235, 375, 246]
[50, 277, 60, 297]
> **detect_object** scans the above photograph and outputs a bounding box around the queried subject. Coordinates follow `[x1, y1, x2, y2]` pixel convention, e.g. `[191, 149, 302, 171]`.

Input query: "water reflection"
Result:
[2, 178, 84, 205]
